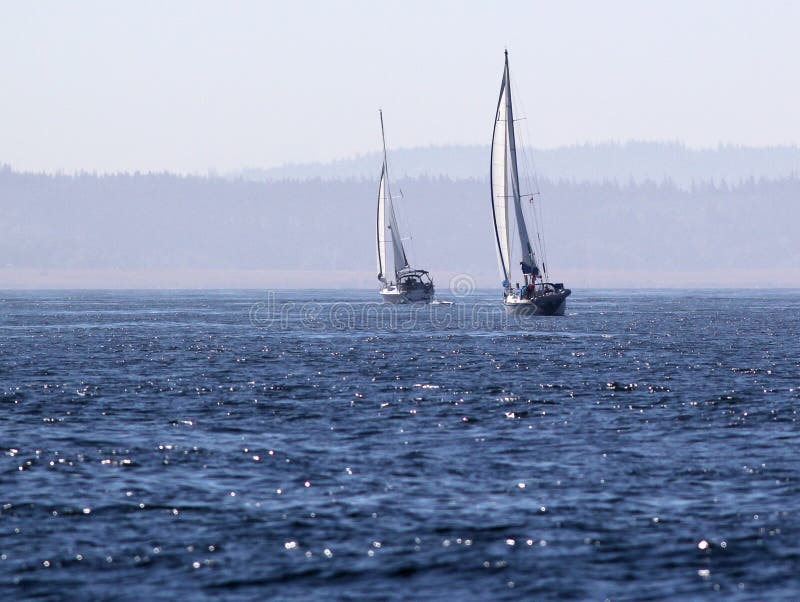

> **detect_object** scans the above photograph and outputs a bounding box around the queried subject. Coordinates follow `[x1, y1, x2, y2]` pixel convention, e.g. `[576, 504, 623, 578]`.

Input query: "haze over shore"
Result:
[3, 142, 798, 289]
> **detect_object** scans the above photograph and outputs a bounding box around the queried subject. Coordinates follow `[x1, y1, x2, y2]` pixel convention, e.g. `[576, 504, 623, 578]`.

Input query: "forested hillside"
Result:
[2, 164, 798, 287]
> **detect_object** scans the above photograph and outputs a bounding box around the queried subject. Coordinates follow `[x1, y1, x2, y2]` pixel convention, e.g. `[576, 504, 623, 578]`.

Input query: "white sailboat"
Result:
[376, 110, 435, 303]
[491, 51, 571, 316]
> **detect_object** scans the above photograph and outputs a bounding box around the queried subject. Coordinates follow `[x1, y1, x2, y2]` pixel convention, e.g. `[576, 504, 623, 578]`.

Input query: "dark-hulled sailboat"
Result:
[490, 51, 570, 315]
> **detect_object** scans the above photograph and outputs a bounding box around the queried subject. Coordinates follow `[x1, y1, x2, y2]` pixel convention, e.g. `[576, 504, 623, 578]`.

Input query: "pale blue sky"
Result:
[2, 0, 799, 173]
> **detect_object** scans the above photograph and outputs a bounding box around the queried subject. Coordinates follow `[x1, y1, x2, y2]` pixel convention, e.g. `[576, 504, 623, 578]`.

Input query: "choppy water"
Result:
[2, 289, 799, 601]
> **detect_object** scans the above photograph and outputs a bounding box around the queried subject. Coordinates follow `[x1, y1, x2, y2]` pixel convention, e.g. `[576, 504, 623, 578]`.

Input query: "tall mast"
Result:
[504, 51, 536, 276]
[380, 109, 389, 179]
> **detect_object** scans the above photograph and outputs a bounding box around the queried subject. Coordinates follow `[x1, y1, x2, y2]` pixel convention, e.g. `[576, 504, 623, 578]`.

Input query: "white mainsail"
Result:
[490, 71, 511, 284]
[376, 165, 388, 283]
[377, 110, 409, 281]
[490, 51, 537, 287]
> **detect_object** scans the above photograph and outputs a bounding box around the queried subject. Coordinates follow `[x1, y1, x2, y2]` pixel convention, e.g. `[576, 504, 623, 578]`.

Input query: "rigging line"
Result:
[527, 195, 549, 279]
[510, 74, 551, 277]
[394, 177, 418, 268]
[529, 172, 550, 277]
[508, 80, 535, 202]
[511, 117, 540, 265]
[530, 164, 549, 275]
[508, 204, 520, 279]
[511, 77, 543, 197]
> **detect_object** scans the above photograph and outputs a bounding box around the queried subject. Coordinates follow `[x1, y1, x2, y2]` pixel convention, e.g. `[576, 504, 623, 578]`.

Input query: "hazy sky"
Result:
[2, 0, 799, 173]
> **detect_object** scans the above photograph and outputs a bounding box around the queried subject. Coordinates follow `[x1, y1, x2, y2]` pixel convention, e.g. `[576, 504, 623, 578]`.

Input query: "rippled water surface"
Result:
[2, 289, 800, 600]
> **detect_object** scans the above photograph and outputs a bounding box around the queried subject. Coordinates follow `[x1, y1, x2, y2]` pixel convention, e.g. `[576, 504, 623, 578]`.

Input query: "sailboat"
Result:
[376, 110, 435, 304]
[490, 51, 571, 316]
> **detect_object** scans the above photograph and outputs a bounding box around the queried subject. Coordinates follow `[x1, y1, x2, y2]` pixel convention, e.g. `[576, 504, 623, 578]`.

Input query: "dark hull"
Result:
[504, 289, 571, 316]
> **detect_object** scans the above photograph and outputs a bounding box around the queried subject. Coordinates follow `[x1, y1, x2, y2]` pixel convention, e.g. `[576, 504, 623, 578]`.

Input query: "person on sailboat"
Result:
[525, 283, 534, 299]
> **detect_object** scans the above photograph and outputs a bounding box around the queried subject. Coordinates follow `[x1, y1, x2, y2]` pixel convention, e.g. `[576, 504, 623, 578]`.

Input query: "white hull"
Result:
[380, 286, 434, 304]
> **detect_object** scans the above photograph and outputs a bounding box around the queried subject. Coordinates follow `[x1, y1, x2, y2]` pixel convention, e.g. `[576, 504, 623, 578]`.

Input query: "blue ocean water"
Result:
[1, 289, 799, 601]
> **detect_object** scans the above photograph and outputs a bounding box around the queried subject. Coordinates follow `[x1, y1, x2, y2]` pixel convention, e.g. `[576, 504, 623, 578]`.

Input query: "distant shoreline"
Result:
[2, 268, 799, 290]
